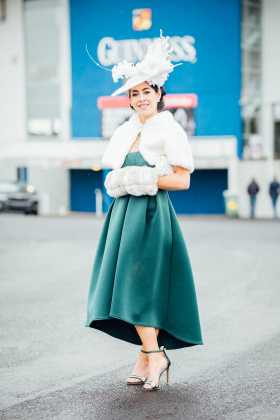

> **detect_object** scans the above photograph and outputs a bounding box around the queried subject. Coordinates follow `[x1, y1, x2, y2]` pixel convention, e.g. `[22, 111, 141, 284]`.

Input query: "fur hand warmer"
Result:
[104, 156, 174, 198]
[104, 166, 158, 197]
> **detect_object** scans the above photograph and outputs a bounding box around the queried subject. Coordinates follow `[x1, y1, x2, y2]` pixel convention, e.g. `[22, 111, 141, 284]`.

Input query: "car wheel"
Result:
[31, 204, 38, 215]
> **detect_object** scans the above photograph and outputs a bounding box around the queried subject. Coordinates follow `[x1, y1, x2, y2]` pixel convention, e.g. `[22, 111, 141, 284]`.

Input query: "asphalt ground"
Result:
[0, 213, 279, 419]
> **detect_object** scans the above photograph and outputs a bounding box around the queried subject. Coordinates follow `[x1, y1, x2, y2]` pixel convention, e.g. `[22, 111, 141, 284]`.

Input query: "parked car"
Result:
[0, 180, 39, 215]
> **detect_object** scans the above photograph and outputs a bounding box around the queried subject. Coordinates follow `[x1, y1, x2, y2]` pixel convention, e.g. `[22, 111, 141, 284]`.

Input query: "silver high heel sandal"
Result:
[126, 374, 147, 385]
[141, 345, 171, 391]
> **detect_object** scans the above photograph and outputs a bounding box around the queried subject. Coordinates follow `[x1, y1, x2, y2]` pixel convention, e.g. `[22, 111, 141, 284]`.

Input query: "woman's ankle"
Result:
[147, 352, 166, 364]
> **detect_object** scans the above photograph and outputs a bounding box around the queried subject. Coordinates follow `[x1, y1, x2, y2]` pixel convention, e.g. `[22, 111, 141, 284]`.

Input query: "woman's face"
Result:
[129, 81, 161, 117]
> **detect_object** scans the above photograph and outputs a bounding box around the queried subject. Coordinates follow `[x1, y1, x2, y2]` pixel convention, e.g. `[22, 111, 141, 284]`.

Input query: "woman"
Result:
[84, 32, 204, 391]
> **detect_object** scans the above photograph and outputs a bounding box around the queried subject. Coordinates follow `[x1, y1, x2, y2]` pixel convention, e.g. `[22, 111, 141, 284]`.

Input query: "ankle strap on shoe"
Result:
[141, 346, 165, 354]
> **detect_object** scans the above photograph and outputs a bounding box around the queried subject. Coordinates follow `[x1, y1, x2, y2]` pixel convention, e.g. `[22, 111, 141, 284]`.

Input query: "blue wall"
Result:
[169, 169, 228, 214]
[70, 0, 242, 155]
[70, 170, 103, 212]
[70, 168, 227, 214]
[69, 1, 241, 214]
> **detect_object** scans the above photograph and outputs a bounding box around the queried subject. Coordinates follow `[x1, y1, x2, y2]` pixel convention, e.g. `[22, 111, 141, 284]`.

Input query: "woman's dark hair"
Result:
[129, 84, 166, 112]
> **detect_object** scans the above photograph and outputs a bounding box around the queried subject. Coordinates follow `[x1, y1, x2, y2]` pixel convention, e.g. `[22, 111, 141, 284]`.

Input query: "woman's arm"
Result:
[157, 165, 191, 191]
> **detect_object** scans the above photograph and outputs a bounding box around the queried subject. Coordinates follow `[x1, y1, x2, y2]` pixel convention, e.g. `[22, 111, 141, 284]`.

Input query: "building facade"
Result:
[0, 0, 279, 217]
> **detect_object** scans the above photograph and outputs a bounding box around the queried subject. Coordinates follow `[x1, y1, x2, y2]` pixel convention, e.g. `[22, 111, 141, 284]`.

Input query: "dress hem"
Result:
[84, 313, 204, 349]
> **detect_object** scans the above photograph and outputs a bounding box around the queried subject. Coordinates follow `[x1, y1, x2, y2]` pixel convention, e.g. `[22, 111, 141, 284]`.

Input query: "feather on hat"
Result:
[110, 29, 182, 96]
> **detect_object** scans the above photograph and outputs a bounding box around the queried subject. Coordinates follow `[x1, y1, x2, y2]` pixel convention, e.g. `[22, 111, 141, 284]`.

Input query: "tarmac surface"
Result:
[0, 213, 279, 419]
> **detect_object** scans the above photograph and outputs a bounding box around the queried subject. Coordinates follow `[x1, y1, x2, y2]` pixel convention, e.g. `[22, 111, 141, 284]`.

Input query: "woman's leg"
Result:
[134, 325, 168, 388]
[128, 326, 162, 382]
[127, 349, 149, 381]
[135, 325, 159, 351]
[126, 326, 151, 382]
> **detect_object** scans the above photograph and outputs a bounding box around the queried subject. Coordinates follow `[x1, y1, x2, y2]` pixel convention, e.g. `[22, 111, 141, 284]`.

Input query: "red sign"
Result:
[97, 93, 198, 110]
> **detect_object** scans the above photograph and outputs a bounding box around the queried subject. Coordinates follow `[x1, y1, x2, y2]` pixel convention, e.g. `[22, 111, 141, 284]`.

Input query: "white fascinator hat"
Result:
[110, 29, 183, 96]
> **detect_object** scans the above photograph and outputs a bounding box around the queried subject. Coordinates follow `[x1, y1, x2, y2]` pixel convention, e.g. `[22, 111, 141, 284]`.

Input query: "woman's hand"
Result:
[157, 165, 191, 191]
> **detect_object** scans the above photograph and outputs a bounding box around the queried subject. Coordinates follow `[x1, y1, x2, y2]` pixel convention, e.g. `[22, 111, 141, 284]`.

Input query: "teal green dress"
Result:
[84, 151, 204, 350]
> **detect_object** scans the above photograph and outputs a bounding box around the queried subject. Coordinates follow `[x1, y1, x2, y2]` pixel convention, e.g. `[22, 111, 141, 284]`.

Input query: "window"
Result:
[24, 0, 65, 138]
[241, 0, 263, 159]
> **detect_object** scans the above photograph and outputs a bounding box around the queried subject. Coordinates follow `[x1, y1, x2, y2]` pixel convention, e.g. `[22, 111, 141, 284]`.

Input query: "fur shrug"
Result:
[101, 110, 194, 173]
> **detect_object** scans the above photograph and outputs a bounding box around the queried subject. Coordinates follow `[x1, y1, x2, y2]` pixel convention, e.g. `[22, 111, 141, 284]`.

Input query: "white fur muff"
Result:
[104, 155, 174, 198]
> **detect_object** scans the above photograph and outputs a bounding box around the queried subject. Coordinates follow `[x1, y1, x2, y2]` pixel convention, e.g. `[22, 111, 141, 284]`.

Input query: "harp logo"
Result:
[132, 8, 152, 31]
